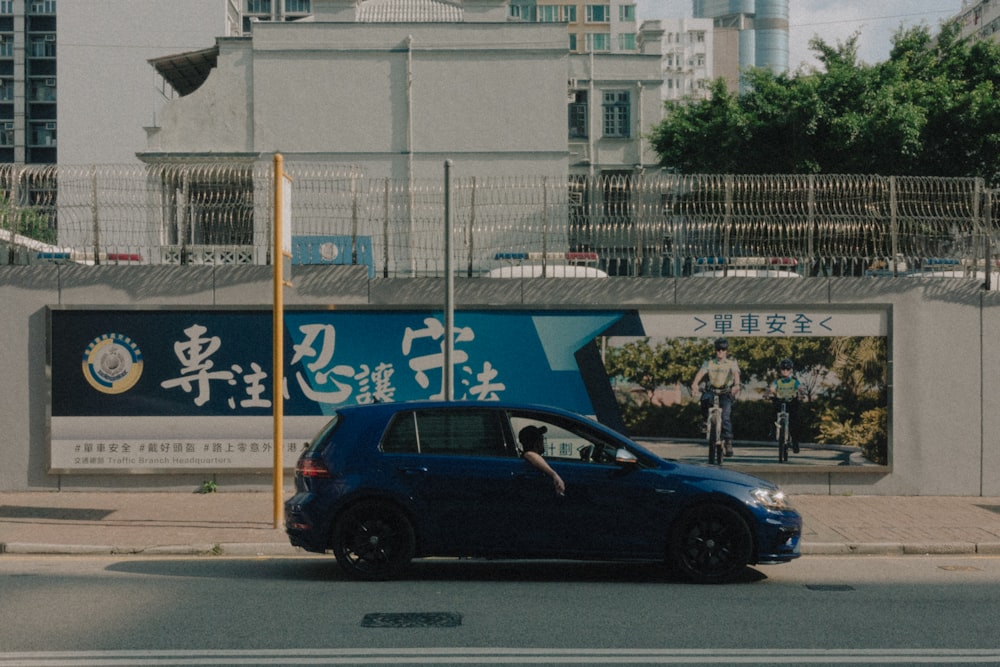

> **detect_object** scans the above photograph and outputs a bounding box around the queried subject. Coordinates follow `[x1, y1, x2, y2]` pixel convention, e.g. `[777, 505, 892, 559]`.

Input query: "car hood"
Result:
[658, 457, 780, 491]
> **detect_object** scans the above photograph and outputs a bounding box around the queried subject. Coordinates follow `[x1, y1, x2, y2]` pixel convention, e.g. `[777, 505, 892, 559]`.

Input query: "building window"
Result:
[618, 33, 636, 50]
[29, 0, 55, 14]
[586, 32, 610, 51]
[29, 121, 55, 147]
[585, 4, 610, 22]
[619, 4, 635, 21]
[602, 171, 633, 219]
[0, 78, 11, 101]
[569, 91, 588, 139]
[569, 33, 578, 50]
[163, 169, 254, 247]
[29, 35, 55, 58]
[562, 5, 576, 21]
[0, 1, 11, 14]
[539, 5, 559, 22]
[696, 31, 705, 42]
[0, 122, 12, 146]
[602, 91, 630, 138]
[284, 0, 310, 13]
[246, 0, 271, 13]
[509, 2, 535, 20]
[29, 77, 55, 102]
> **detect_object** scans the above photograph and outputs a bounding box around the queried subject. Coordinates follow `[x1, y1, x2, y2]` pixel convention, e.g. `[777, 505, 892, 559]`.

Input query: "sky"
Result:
[635, 0, 965, 71]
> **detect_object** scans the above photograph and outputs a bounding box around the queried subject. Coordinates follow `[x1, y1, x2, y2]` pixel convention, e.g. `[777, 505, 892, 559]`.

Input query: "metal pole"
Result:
[889, 176, 899, 276]
[444, 160, 454, 401]
[272, 154, 285, 529]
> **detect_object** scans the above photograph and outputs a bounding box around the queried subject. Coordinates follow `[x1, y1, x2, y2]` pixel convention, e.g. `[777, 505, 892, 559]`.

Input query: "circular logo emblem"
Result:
[319, 241, 340, 262]
[82, 334, 144, 394]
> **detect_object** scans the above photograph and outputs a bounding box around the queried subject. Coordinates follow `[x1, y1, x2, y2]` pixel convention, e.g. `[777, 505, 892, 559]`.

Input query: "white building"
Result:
[143, 0, 665, 181]
[955, 0, 1000, 44]
[649, 17, 715, 103]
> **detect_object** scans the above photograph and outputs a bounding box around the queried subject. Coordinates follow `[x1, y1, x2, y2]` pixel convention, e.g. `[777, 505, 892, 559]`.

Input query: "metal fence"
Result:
[0, 162, 996, 280]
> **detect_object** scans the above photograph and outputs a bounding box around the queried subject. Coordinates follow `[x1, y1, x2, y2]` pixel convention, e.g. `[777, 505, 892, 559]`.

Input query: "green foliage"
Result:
[604, 337, 708, 401]
[606, 335, 886, 463]
[816, 406, 888, 465]
[198, 480, 218, 494]
[648, 21, 1000, 186]
[0, 194, 56, 244]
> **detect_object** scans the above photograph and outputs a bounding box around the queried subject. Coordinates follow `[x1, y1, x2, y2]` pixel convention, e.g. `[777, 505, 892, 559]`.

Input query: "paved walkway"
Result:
[3, 491, 1000, 557]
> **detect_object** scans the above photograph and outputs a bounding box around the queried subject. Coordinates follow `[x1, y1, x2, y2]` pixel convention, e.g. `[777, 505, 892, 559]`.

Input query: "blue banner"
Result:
[51, 309, 635, 419]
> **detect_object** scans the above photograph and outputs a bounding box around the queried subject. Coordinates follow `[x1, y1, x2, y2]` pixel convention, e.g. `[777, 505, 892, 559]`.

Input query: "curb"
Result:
[800, 542, 1000, 556]
[0, 543, 303, 557]
[5, 541, 999, 557]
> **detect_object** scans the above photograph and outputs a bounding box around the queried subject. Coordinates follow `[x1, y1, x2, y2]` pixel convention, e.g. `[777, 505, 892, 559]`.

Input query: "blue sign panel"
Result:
[51, 309, 634, 419]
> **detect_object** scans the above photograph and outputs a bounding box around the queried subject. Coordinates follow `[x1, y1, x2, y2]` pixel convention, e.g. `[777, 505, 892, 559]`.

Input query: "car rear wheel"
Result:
[331, 501, 415, 581]
[668, 503, 753, 584]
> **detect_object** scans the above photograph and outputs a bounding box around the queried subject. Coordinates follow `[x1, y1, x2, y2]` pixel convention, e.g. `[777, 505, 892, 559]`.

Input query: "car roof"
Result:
[334, 399, 585, 418]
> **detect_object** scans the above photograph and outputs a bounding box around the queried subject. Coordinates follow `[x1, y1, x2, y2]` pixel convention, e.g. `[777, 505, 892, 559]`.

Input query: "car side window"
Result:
[510, 413, 621, 464]
[382, 409, 509, 457]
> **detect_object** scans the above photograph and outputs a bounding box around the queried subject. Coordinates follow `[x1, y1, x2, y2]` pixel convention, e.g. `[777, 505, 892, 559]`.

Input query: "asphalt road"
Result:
[2, 555, 999, 665]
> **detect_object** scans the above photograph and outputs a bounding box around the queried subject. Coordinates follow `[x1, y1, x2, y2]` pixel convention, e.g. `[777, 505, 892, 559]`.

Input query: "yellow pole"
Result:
[272, 153, 285, 529]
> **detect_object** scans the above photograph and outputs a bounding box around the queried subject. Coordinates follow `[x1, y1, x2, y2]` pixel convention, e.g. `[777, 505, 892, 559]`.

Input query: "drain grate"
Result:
[361, 612, 462, 628]
[805, 584, 855, 592]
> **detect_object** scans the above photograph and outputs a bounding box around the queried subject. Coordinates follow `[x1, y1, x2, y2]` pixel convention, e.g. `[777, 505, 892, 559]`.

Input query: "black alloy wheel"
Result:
[668, 503, 754, 584]
[331, 500, 416, 581]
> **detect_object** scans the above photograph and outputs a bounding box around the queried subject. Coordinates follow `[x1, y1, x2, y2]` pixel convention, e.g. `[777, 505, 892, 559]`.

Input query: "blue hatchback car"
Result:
[285, 401, 801, 583]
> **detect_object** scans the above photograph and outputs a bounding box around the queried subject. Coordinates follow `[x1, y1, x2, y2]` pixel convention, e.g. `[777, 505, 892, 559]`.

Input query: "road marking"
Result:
[3, 649, 1000, 665]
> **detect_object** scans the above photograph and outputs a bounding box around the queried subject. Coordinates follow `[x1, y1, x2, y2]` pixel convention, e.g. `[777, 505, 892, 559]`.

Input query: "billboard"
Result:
[49, 305, 890, 473]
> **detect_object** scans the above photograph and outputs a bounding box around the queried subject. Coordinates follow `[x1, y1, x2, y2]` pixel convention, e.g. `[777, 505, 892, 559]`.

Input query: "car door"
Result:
[380, 407, 524, 555]
[507, 413, 682, 559]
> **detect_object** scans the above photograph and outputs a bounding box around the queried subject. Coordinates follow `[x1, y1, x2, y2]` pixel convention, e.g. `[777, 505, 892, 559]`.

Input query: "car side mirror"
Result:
[615, 448, 638, 465]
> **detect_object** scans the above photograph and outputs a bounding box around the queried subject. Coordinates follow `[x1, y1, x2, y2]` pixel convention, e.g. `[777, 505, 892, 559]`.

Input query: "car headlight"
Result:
[751, 487, 791, 510]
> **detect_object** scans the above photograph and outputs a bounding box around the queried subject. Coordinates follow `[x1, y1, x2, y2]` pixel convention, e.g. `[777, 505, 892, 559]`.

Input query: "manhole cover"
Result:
[805, 584, 855, 592]
[361, 612, 462, 628]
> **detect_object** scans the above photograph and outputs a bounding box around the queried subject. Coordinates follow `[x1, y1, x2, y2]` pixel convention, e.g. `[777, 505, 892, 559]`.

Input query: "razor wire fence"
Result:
[0, 161, 996, 281]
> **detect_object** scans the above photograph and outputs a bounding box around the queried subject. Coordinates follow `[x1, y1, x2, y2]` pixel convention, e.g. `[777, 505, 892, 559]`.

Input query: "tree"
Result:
[0, 194, 55, 245]
[648, 21, 1000, 186]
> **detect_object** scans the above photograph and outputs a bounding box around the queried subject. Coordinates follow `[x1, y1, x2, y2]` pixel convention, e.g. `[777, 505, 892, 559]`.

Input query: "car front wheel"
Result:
[331, 500, 416, 581]
[668, 503, 753, 584]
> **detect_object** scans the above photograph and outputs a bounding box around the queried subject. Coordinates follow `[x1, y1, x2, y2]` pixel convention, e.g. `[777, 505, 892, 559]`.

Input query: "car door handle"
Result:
[396, 466, 428, 475]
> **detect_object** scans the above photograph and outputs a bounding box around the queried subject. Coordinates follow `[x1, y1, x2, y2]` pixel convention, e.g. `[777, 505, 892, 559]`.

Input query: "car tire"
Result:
[667, 503, 754, 584]
[330, 500, 416, 581]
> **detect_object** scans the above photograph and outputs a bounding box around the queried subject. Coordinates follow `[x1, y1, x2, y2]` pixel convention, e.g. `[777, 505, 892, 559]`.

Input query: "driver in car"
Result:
[518, 425, 566, 496]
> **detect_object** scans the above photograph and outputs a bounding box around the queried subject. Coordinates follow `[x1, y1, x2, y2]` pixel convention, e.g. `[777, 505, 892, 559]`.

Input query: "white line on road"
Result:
[3, 648, 1000, 665]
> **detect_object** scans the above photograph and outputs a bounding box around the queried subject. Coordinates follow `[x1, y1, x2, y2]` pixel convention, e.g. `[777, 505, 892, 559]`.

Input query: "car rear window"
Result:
[304, 414, 341, 454]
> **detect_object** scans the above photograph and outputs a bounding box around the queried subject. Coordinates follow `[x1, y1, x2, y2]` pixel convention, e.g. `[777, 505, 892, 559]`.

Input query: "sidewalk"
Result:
[3, 491, 1000, 557]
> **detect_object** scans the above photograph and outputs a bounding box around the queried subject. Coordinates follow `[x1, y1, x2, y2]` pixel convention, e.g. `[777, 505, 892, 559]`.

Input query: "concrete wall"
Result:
[2, 265, 998, 496]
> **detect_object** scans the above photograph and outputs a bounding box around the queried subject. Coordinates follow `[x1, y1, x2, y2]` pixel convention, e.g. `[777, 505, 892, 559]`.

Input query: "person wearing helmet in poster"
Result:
[766, 358, 805, 454]
[691, 338, 741, 457]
